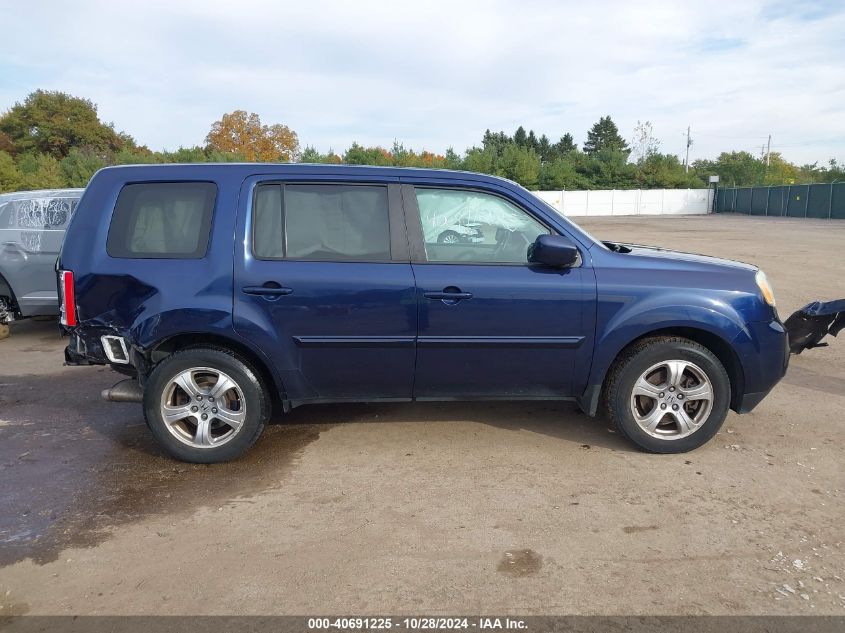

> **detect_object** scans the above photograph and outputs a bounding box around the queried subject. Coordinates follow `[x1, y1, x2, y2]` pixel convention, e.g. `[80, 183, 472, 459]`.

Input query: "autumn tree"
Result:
[205, 110, 299, 162]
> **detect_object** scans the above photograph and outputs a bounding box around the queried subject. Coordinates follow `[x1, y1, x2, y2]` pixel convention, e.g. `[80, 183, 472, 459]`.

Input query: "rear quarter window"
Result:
[107, 182, 216, 258]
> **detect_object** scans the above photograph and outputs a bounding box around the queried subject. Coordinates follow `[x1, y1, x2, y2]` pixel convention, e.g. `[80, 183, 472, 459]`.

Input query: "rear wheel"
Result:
[143, 347, 270, 463]
[603, 336, 730, 453]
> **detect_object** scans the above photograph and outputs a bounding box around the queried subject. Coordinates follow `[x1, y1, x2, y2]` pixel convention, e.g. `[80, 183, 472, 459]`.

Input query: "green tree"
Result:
[762, 152, 800, 185]
[526, 130, 539, 153]
[583, 116, 629, 155]
[578, 149, 636, 188]
[481, 129, 510, 155]
[495, 144, 540, 188]
[60, 148, 106, 187]
[537, 134, 553, 162]
[553, 133, 577, 157]
[538, 156, 590, 189]
[342, 142, 393, 166]
[299, 145, 323, 163]
[443, 147, 463, 170]
[0, 151, 23, 192]
[114, 147, 160, 165]
[815, 159, 845, 183]
[0, 90, 124, 159]
[18, 153, 65, 189]
[462, 146, 498, 174]
[694, 151, 765, 187]
[636, 153, 703, 188]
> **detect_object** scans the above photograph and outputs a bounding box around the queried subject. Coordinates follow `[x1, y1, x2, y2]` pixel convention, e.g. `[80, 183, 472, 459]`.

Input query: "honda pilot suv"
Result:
[59, 164, 790, 462]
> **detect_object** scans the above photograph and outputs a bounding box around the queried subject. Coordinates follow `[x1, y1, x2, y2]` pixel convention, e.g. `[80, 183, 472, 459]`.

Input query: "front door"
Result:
[233, 178, 416, 404]
[403, 183, 593, 399]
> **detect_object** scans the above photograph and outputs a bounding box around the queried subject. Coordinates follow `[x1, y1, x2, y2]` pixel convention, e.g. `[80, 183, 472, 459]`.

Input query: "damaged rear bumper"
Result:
[784, 299, 845, 354]
[63, 328, 142, 379]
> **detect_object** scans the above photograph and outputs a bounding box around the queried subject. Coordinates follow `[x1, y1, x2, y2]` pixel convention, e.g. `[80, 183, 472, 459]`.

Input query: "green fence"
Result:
[715, 183, 845, 219]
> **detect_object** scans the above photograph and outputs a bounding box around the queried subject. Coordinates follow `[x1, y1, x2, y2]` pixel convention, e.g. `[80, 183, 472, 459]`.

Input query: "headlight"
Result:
[756, 270, 776, 307]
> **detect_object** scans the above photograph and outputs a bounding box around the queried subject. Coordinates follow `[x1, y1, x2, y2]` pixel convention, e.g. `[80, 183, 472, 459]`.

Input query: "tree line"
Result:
[0, 90, 842, 194]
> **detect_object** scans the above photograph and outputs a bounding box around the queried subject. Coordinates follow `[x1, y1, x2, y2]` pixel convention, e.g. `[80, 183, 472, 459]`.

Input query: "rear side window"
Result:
[0, 196, 79, 229]
[253, 183, 390, 261]
[107, 182, 216, 258]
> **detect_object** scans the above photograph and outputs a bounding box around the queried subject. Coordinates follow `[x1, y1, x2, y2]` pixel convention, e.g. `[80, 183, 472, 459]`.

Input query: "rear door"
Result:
[402, 182, 593, 399]
[233, 176, 417, 404]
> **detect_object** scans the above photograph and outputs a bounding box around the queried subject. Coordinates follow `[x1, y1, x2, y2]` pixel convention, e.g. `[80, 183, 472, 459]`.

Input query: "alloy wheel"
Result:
[629, 359, 714, 440]
[159, 367, 246, 448]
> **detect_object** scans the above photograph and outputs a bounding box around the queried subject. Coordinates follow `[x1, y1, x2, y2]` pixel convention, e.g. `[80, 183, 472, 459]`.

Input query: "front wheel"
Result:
[603, 336, 730, 453]
[143, 347, 270, 463]
[437, 230, 461, 244]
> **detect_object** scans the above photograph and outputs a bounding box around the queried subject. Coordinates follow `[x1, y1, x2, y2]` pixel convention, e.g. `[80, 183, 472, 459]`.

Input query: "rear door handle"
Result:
[242, 284, 293, 297]
[424, 291, 473, 300]
[424, 287, 473, 304]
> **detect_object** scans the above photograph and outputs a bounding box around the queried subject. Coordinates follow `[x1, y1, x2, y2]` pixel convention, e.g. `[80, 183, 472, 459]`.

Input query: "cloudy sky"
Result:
[1, 0, 843, 164]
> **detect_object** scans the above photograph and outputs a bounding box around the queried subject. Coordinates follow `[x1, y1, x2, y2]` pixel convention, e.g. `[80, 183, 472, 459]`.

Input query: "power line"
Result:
[692, 132, 770, 139]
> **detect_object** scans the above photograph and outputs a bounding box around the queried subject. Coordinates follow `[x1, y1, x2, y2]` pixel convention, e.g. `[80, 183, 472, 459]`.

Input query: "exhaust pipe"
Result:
[101, 379, 144, 403]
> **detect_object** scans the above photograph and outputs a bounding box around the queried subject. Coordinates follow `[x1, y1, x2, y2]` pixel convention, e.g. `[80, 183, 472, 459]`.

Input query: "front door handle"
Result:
[424, 287, 473, 304]
[242, 284, 293, 297]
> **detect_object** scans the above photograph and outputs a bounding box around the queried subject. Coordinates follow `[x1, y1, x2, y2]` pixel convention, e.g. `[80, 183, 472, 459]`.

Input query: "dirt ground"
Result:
[0, 214, 843, 616]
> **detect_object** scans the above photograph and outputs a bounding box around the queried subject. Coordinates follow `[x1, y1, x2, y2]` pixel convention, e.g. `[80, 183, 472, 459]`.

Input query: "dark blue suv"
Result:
[59, 164, 790, 462]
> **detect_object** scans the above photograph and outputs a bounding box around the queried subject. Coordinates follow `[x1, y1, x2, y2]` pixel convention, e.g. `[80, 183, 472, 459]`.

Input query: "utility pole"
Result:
[766, 134, 771, 167]
[684, 125, 691, 173]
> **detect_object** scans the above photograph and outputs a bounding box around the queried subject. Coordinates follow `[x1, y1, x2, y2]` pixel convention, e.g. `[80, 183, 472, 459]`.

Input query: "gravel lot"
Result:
[0, 214, 843, 615]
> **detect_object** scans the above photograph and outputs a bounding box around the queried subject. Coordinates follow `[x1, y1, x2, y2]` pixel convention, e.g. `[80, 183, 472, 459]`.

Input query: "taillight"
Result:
[59, 270, 77, 327]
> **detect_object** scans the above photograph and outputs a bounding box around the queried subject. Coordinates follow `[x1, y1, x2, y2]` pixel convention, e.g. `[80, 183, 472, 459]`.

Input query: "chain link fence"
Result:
[715, 183, 845, 219]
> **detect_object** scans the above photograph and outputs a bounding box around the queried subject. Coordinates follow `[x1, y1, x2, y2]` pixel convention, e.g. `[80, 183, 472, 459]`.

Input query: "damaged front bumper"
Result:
[784, 299, 845, 354]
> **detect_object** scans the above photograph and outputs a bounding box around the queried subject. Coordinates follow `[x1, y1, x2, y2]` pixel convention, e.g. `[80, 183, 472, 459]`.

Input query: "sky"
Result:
[1, 0, 844, 165]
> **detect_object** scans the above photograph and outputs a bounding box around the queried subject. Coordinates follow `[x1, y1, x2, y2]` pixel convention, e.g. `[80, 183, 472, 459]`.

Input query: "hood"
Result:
[603, 241, 758, 272]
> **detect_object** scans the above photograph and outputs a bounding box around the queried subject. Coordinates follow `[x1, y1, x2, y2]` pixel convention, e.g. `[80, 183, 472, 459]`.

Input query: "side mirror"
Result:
[528, 234, 579, 268]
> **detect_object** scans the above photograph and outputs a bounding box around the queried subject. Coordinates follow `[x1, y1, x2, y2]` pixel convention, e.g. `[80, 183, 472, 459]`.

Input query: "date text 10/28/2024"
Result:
[307, 618, 528, 630]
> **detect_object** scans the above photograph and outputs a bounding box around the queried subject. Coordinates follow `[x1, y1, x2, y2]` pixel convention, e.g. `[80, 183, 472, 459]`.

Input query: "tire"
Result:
[143, 347, 270, 463]
[437, 230, 461, 244]
[603, 336, 730, 453]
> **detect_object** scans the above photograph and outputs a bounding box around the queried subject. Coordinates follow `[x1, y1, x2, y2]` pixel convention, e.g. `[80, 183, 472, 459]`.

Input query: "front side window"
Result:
[107, 182, 216, 258]
[414, 188, 549, 264]
[253, 183, 390, 261]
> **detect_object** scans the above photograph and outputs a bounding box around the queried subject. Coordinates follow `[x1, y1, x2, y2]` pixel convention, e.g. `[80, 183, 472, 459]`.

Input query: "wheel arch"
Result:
[0, 270, 21, 324]
[580, 325, 745, 415]
[0, 268, 20, 317]
[147, 332, 287, 412]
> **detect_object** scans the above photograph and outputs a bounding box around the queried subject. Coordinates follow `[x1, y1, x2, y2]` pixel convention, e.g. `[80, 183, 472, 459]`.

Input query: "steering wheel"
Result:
[493, 228, 531, 262]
